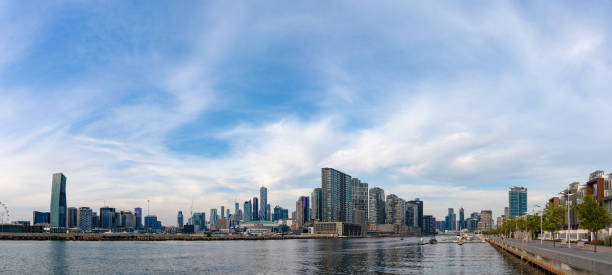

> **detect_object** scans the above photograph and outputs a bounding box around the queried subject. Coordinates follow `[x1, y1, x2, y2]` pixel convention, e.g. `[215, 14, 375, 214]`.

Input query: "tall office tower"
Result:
[459, 207, 465, 230]
[423, 215, 436, 235]
[445, 208, 456, 231]
[260, 186, 268, 221]
[192, 212, 206, 229]
[227, 209, 230, 220]
[321, 168, 353, 222]
[100, 207, 115, 229]
[134, 207, 143, 229]
[478, 210, 493, 232]
[177, 211, 184, 228]
[508, 187, 528, 217]
[311, 188, 323, 221]
[265, 204, 271, 221]
[243, 200, 252, 222]
[91, 212, 98, 228]
[33, 211, 50, 225]
[77, 207, 93, 232]
[235, 202, 240, 221]
[368, 187, 385, 225]
[351, 178, 368, 223]
[407, 198, 423, 233]
[220, 206, 225, 219]
[50, 173, 67, 228]
[385, 195, 405, 225]
[66, 207, 78, 228]
[296, 196, 310, 230]
[210, 209, 218, 228]
[405, 201, 418, 227]
[252, 197, 259, 220]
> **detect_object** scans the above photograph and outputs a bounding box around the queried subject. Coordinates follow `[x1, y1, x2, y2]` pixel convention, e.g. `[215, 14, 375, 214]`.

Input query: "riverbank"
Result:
[487, 237, 612, 275]
[0, 233, 348, 241]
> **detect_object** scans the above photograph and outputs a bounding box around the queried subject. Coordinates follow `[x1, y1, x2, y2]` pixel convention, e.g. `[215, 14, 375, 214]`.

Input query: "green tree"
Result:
[543, 203, 565, 247]
[577, 195, 612, 252]
[526, 214, 541, 240]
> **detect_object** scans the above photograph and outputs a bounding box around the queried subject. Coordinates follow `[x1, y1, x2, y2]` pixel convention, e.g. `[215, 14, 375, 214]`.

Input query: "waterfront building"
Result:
[77, 207, 93, 232]
[192, 212, 206, 230]
[265, 204, 271, 221]
[244, 200, 252, 222]
[33, 211, 50, 225]
[119, 210, 136, 229]
[296, 196, 310, 230]
[252, 197, 259, 221]
[509, 186, 528, 217]
[368, 187, 385, 225]
[177, 211, 184, 228]
[134, 207, 142, 229]
[385, 195, 405, 226]
[144, 215, 161, 232]
[405, 201, 418, 228]
[50, 173, 67, 228]
[260, 186, 268, 221]
[586, 171, 612, 213]
[458, 207, 465, 230]
[91, 212, 98, 228]
[234, 202, 241, 222]
[423, 215, 436, 235]
[445, 208, 456, 231]
[67, 207, 78, 228]
[435, 220, 445, 231]
[351, 178, 368, 222]
[353, 209, 367, 236]
[311, 188, 322, 221]
[478, 210, 492, 232]
[407, 198, 423, 232]
[210, 209, 218, 228]
[321, 168, 353, 223]
[220, 206, 225, 219]
[273, 205, 289, 221]
[99, 207, 115, 229]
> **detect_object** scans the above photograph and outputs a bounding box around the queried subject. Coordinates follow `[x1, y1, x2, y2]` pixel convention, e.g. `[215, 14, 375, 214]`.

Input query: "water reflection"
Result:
[49, 241, 67, 274]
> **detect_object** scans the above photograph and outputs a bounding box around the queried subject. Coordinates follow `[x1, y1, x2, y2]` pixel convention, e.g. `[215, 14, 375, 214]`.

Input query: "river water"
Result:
[0, 237, 544, 274]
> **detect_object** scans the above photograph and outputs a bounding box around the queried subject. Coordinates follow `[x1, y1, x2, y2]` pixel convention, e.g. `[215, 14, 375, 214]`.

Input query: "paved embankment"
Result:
[0, 233, 342, 241]
[487, 237, 612, 275]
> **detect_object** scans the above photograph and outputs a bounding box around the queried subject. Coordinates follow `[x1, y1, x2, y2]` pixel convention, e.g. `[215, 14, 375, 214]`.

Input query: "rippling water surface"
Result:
[0, 237, 544, 274]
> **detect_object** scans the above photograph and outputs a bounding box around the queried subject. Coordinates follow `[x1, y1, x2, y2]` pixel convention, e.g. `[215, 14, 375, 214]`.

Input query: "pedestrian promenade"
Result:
[489, 237, 612, 274]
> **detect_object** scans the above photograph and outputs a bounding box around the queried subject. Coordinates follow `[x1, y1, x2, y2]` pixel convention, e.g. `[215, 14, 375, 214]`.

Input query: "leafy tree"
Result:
[577, 195, 612, 252]
[543, 203, 565, 247]
[526, 214, 541, 240]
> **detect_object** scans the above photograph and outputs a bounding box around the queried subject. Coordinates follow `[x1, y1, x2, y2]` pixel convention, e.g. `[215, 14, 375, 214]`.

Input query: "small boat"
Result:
[457, 240, 463, 245]
[429, 238, 438, 244]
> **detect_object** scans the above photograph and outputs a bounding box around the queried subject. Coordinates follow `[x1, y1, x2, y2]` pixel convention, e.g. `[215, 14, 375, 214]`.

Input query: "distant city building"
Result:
[67, 207, 78, 228]
[504, 207, 509, 217]
[220, 206, 225, 219]
[77, 207, 93, 232]
[296, 196, 310, 230]
[243, 200, 252, 222]
[210, 209, 218, 228]
[273, 205, 289, 221]
[509, 187, 528, 217]
[234, 202, 241, 222]
[265, 204, 271, 222]
[407, 199, 423, 233]
[445, 208, 456, 231]
[353, 209, 367, 236]
[405, 201, 418, 228]
[385, 194, 405, 225]
[192, 212, 206, 230]
[478, 210, 492, 232]
[458, 207, 465, 230]
[33, 211, 50, 225]
[177, 211, 184, 228]
[99, 207, 115, 229]
[144, 215, 161, 232]
[134, 207, 143, 229]
[252, 197, 259, 221]
[50, 173, 67, 228]
[260, 186, 268, 221]
[311, 188, 323, 221]
[423, 215, 436, 235]
[435, 220, 445, 231]
[351, 178, 368, 222]
[368, 187, 385, 225]
[321, 168, 353, 223]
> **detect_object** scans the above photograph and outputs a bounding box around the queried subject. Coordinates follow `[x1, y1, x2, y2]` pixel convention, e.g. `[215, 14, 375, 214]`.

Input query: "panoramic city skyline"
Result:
[2, 1, 612, 224]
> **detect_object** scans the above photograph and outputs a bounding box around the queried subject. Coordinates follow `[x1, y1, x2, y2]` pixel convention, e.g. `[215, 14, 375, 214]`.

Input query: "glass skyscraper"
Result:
[252, 197, 259, 221]
[351, 178, 368, 222]
[311, 188, 322, 221]
[321, 168, 353, 223]
[509, 187, 528, 217]
[368, 187, 385, 225]
[260, 186, 268, 221]
[50, 173, 67, 228]
[243, 200, 252, 222]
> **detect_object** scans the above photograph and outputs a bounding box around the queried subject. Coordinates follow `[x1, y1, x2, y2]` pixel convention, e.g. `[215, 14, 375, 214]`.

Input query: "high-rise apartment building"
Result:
[243, 200, 252, 222]
[77, 207, 93, 232]
[385, 194, 405, 225]
[445, 208, 456, 231]
[368, 187, 385, 225]
[66, 207, 78, 228]
[50, 173, 67, 228]
[351, 178, 368, 222]
[234, 202, 240, 222]
[273, 205, 289, 221]
[260, 186, 268, 221]
[459, 207, 465, 230]
[252, 197, 259, 221]
[321, 168, 353, 222]
[311, 188, 323, 221]
[220, 206, 225, 219]
[296, 196, 310, 230]
[478, 210, 493, 232]
[509, 187, 528, 217]
[210, 209, 218, 228]
[423, 215, 436, 235]
[407, 198, 423, 232]
[177, 211, 184, 228]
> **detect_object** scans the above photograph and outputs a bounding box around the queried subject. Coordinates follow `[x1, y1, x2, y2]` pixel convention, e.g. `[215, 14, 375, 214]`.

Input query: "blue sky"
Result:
[2, 1, 612, 223]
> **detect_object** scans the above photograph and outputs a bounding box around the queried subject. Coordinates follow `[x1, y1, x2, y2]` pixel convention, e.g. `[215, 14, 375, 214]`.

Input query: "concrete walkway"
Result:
[492, 237, 612, 274]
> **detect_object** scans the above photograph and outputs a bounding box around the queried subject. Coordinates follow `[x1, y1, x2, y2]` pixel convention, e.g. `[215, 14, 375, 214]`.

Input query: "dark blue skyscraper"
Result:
[50, 173, 67, 228]
[33, 211, 50, 225]
[244, 200, 252, 222]
[252, 197, 259, 221]
[100, 207, 115, 229]
[134, 207, 142, 229]
[459, 207, 465, 230]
